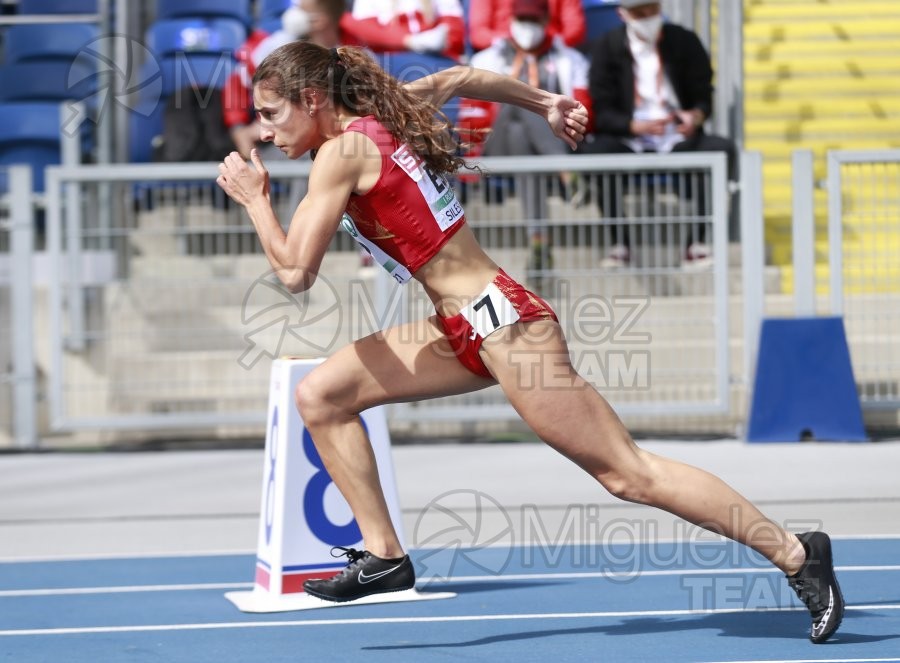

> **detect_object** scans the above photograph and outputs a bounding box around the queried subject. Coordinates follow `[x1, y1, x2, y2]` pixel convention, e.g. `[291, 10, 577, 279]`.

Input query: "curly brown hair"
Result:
[253, 42, 465, 177]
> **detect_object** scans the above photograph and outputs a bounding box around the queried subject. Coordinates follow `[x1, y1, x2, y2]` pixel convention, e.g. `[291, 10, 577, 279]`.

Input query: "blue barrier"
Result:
[747, 317, 867, 442]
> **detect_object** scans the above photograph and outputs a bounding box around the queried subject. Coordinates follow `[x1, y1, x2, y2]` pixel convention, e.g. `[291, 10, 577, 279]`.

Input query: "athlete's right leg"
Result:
[294, 315, 494, 559]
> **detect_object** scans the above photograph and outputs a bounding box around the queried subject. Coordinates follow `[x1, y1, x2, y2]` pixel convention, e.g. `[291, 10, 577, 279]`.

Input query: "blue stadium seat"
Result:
[0, 103, 66, 192]
[0, 61, 98, 103]
[18, 0, 98, 12]
[152, 52, 235, 97]
[583, 1, 623, 45]
[374, 52, 460, 124]
[258, 0, 291, 20]
[3, 23, 100, 64]
[155, 0, 251, 24]
[146, 18, 247, 57]
[256, 16, 284, 34]
[128, 56, 235, 162]
[128, 98, 166, 164]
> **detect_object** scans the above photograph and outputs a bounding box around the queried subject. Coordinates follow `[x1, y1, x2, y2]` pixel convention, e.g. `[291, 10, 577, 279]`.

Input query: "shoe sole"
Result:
[806, 532, 845, 644]
[303, 582, 416, 604]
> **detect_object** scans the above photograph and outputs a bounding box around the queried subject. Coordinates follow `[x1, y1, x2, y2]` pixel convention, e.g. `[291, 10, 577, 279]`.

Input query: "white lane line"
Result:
[702, 659, 900, 663]
[0, 583, 252, 597]
[0, 549, 256, 564]
[2, 534, 898, 564]
[1, 604, 899, 637]
[2, 565, 897, 598]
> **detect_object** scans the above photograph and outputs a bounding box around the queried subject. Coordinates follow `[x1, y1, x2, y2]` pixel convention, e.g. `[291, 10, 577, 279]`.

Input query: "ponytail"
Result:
[254, 42, 466, 177]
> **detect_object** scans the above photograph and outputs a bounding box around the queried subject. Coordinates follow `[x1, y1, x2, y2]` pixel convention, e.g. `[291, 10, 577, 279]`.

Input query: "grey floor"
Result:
[2, 438, 899, 561]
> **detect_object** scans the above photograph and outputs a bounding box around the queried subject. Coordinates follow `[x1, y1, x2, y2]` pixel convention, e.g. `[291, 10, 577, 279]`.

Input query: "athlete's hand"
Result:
[547, 94, 588, 150]
[216, 149, 270, 207]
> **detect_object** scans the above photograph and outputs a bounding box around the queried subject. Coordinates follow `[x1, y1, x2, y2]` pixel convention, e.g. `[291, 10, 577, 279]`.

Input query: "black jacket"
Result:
[587, 23, 714, 136]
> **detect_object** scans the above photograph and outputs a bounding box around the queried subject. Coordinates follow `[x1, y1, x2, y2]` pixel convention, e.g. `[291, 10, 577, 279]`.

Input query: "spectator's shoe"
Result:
[601, 244, 631, 269]
[787, 531, 845, 643]
[682, 242, 713, 269]
[303, 547, 415, 603]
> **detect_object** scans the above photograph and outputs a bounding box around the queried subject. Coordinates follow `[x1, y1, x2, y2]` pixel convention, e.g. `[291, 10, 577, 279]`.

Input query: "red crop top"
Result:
[339, 116, 466, 283]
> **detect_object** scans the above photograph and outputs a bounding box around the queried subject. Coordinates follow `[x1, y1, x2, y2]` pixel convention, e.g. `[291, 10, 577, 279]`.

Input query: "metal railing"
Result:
[826, 150, 900, 410]
[0, 166, 37, 449]
[41, 152, 737, 436]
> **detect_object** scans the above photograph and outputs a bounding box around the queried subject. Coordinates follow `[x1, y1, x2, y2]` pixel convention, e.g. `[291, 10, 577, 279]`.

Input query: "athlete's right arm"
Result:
[217, 134, 369, 293]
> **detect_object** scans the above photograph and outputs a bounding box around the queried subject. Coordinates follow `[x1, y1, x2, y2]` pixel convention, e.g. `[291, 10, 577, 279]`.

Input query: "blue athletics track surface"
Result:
[2, 441, 900, 662]
[1, 537, 899, 662]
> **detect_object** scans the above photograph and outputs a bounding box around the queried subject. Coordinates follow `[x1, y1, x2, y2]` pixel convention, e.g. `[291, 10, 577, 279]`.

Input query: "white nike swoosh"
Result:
[811, 587, 834, 638]
[358, 563, 404, 585]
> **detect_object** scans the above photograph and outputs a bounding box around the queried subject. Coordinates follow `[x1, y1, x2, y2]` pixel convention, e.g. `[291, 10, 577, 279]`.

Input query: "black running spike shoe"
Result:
[786, 531, 845, 643]
[303, 547, 415, 602]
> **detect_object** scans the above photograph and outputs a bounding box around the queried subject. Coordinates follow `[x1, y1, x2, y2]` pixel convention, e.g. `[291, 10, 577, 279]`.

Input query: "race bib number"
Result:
[392, 145, 464, 232]
[340, 214, 412, 284]
[459, 282, 520, 339]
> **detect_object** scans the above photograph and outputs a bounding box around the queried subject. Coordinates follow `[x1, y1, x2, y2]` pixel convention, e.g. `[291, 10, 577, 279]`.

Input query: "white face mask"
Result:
[282, 6, 311, 39]
[509, 19, 546, 51]
[626, 14, 663, 43]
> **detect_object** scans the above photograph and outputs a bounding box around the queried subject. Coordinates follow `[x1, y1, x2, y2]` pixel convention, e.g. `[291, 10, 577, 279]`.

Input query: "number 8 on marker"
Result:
[302, 424, 364, 546]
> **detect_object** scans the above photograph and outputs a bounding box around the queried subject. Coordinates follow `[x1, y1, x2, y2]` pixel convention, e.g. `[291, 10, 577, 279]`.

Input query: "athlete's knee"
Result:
[596, 455, 658, 505]
[294, 370, 344, 428]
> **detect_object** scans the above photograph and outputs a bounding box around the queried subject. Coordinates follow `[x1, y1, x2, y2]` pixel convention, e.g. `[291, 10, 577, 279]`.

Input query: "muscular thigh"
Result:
[304, 315, 495, 414]
[479, 320, 640, 473]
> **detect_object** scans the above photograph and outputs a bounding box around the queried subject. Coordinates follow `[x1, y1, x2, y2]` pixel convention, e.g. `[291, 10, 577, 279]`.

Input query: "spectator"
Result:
[223, 0, 347, 159]
[468, 0, 586, 52]
[459, 0, 592, 289]
[340, 0, 465, 61]
[580, 0, 737, 268]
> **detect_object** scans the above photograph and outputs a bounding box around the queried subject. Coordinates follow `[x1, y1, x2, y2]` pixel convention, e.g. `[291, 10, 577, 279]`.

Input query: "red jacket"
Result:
[222, 29, 270, 130]
[468, 0, 586, 51]
[340, 1, 465, 61]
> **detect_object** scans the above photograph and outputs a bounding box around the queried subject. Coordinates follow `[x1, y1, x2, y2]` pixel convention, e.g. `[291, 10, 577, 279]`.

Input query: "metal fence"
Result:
[0, 170, 10, 448]
[826, 150, 900, 410]
[41, 152, 736, 438]
[0, 166, 37, 449]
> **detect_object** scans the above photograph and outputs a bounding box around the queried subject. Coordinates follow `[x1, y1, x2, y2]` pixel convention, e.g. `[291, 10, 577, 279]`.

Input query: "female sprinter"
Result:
[216, 42, 842, 643]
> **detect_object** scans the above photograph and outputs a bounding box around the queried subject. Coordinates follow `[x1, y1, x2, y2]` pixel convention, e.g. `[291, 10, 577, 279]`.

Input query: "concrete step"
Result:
[746, 2, 900, 22]
[743, 98, 900, 120]
[744, 19, 900, 42]
[745, 75, 900, 99]
[745, 54, 900, 79]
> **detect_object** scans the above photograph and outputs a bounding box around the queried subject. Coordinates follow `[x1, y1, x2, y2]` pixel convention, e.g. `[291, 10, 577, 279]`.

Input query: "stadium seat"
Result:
[0, 103, 67, 192]
[256, 16, 284, 34]
[155, 0, 251, 24]
[583, 0, 623, 46]
[17, 0, 98, 12]
[258, 0, 291, 21]
[374, 52, 460, 123]
[146, 18, 247, 58]
[0, 61, 97, 103]
[3, 23, 100, 64]
[128, 56, 235, 162]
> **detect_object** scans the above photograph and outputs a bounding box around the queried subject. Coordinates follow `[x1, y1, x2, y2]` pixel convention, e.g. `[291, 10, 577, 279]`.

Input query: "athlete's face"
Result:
[253, 85, 321, 159]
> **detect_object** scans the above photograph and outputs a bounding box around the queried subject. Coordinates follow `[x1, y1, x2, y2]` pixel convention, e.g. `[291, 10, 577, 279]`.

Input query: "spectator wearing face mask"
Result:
[468, 0, 586, 51]
[580, 0, 737, 268]
[458, 0, 592, 290]
[222, 0, 349, 159]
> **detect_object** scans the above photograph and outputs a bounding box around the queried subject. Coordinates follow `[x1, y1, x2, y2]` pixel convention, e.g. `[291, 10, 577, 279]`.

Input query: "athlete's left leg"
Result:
[478, 320, 806, 575]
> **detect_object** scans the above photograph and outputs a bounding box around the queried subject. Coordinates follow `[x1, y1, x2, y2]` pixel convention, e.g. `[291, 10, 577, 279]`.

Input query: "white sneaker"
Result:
[683, 242, 713, 269]
[600, 244, 631, 269]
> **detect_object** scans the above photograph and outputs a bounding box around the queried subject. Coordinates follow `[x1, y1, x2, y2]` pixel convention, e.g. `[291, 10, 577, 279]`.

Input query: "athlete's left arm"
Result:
[404, 65, 588, 149]
[217, 137, 363, 293]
